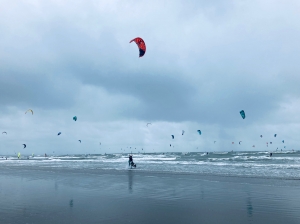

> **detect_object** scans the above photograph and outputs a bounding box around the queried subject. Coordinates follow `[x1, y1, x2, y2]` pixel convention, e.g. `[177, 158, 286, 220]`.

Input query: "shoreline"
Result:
[1, 164, 300, 183]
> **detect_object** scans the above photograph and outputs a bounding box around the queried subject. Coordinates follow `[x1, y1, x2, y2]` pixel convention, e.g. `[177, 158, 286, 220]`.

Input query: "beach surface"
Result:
[1, 165, 300, 224]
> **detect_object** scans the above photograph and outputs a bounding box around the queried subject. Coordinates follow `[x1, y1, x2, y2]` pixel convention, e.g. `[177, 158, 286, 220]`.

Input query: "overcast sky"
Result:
[1, 0, 300, 155]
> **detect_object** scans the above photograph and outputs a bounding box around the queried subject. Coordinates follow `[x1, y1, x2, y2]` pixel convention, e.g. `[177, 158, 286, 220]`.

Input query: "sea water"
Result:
[1, 151, 300, 179]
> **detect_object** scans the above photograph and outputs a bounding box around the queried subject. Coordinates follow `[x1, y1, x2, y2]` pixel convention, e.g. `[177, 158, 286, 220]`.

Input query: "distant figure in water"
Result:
[128, 154, 136, 168]
[270, 153, 273, 157]
[6, 157, 7, 160]
[45, 153, 47, 157]
[206, 152, 209, 155]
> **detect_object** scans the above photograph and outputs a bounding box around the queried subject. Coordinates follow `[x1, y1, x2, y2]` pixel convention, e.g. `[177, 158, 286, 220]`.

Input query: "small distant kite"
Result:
[22, 144, 26, 149]
[2, 132, 7, 134]
[73, 116, 77, 121]
[274, 134, 277, 137]
[240, 110, 245, 119]
[270, 142, 272, 144]
[239, 141, 242, 145]
[182, 130, 185, 135]
[171, 135, 174, 139]
[214, 141, 216, 143]
[170, 144, 171, 147]
[260, 135, 263, 138]
[197, 130, 201, 135]
[25, 109, 33, 115]
[130, 37, 146, 57]
[282, 140, 284, 143]
[78, 140, 81, 143]
[57, 132, 61, 136]
[232, 142, 234, 144]
[252, 145, 255, 147]
[146, 123, 151, 127]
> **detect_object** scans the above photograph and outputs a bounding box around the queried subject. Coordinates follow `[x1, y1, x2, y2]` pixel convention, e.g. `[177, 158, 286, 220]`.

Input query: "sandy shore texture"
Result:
[0, 166, 300, 224]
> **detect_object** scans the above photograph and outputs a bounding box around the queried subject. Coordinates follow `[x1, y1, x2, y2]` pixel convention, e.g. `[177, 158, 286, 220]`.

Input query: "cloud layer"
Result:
[1, 0, 300, 154]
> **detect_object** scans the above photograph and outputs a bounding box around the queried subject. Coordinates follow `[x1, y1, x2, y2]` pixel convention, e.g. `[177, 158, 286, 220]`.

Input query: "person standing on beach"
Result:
[129, 154, 133, 167]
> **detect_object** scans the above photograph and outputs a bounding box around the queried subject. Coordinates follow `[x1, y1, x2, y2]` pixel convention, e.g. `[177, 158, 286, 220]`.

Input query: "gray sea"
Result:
[1, 150, 300, 179]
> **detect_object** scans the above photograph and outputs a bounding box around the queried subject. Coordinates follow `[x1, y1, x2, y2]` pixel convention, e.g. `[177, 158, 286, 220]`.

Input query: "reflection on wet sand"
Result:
[128, 171, 133, 193]
[247, 194, 253, 223]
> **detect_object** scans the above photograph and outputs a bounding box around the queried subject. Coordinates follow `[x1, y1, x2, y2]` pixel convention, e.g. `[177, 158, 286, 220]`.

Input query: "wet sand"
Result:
[0, 166, 300, 224]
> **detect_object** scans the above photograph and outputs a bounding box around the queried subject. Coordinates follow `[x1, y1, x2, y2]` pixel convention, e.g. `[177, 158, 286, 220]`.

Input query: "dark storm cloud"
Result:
[0, 67, 78, 111]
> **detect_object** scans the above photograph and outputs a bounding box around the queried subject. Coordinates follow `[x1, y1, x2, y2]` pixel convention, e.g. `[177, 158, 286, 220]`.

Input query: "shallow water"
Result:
[0, 167, 300, 224]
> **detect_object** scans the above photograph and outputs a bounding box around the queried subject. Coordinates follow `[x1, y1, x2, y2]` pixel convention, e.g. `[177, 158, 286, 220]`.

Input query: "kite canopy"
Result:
[73, 116, 77, 121]
[240, 110, 245, 119]
[130, 37, 146, 57]
[57, 132, 61, 136]
[282, 140, 284, 143]
[146, 123, 151, 127]
[78, 140, 81, 143]
[25, 109, 33, 115]
[239, 141, 242, 144]
[260, 135, 263, 138]
[2, 132, 7, 134]
[22, 144, 26, 149]
[197, 130, 201, 135]
[274, 134, 277, 137]
[182, 130, 185, 135]
[171, 135, 174, 139]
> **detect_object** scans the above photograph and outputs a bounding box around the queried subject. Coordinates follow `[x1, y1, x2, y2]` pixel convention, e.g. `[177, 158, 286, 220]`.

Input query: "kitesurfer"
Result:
[129, 154, 133, 166]
[270, 153, 273, 157]
[128, 154, 136, 168]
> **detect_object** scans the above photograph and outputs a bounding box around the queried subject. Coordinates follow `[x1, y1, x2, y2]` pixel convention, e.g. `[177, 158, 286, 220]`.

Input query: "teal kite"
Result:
[73, 116, 77, 121]
[240, 110, 245, 119]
